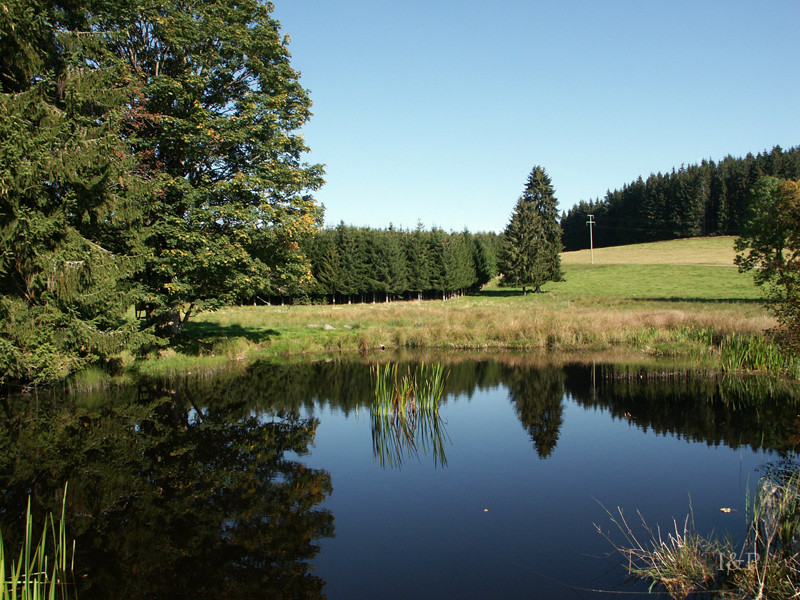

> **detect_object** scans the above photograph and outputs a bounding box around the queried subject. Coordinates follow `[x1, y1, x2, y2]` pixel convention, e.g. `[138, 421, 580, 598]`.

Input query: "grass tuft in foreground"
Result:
[0, 484, 74, 600]
[600, 468, 800, 599]
[597, 506, 723, 598]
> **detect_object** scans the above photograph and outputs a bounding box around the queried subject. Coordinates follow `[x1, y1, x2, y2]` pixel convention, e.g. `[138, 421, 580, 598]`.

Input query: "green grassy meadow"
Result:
[130, 236, 788, 378]
[556, 236, 760, 300]
[561, 235, 741, 266]
[551, 263, 760, 300]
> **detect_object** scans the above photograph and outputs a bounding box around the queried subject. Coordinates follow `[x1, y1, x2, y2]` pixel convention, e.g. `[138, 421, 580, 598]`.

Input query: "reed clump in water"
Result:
[370, 363, 449, 468]
[719, 333, 800, 379]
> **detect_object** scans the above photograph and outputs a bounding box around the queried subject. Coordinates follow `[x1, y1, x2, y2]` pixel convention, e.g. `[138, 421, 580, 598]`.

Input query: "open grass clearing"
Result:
[125, 236, 788, 379]
[548, 264, 762, 300]
[562, 235, 740, 266]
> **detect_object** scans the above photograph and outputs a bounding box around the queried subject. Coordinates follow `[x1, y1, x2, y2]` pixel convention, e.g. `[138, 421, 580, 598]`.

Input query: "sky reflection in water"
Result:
[0, 360, 796, 599]
[298, 375, 780, 600]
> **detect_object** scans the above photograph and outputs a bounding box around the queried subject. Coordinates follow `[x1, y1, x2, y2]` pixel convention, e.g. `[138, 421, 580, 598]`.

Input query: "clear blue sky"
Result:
[272, 0, 800, 233]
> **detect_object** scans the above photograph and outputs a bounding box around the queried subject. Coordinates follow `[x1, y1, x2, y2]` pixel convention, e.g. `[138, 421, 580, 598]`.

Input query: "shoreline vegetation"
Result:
[0, 484, 73, 600]
[600, 464, 800, 599]
[56, 236, 800, 391]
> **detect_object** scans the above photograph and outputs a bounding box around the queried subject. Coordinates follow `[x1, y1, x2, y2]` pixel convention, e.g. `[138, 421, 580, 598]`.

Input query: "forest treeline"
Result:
[561, 145, 800, 250]
[294, 225, 500, 304]
[296, 147, 800, 306]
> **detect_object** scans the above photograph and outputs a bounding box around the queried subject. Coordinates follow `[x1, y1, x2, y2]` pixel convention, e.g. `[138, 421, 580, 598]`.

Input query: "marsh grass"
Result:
[0, 485, 74, 600]
[128, 292, 781, 380]
[370, 363, 450, 468]
[601, 469, 800, 600]
[720, 334, 800, 379]
[597, 506, 722, 598]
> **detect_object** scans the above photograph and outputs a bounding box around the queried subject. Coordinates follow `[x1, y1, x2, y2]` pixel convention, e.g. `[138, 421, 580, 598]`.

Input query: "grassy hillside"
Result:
[550, 263, 760, 301]
[474, 236, 764, 314]
[548, 236, 761, 301]
[561, 236, 739, 266]
[550, 236, 760, 301]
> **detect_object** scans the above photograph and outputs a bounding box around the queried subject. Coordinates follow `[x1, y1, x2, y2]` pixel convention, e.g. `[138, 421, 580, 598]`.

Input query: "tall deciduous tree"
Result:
[735, 176, 800, 349]
[499, 166, 563, 294]
[96, 0, 325, 335]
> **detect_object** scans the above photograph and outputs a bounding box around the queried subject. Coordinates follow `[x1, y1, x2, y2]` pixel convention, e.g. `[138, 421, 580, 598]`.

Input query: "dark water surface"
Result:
[1, 360, 798, 599]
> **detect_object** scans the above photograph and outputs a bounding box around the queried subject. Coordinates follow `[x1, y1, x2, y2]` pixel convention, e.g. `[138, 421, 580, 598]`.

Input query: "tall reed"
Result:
[0, 484, 74, 600]
[370, 363, 450, 468]
[719, 333, 800, 379]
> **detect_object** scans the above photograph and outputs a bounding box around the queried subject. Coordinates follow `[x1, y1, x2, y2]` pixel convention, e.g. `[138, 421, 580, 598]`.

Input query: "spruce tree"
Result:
[406, 223, 430, 301]
[308, 230, 340, 302]
[384, 227, 408, 301]
[0, 0, 155, 385]
[498, 166, 563, 294]
[472, 234, 498, 286]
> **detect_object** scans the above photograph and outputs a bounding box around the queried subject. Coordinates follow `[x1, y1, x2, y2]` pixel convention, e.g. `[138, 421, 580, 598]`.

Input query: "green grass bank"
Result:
[119, 236, 800, 381]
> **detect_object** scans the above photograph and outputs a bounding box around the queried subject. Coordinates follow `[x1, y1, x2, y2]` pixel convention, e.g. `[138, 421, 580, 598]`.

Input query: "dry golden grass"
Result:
[190, 294, 775, 361]
[153, 236, 780, 375]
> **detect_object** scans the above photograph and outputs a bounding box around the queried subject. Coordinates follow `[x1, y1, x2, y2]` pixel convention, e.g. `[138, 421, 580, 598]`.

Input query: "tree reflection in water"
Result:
[1, 358, 800, 599]
[0, 381, 334, 600]
[504, 366, 565, 458]
[565, 365, 800, 454]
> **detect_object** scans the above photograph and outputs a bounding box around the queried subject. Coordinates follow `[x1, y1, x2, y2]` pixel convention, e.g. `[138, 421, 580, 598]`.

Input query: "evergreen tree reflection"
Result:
[563, 365, 800, 454]
[504, 366, 565, 458]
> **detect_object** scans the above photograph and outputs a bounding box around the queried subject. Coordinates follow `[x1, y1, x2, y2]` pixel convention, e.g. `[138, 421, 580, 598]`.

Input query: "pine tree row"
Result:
[291, 225, 500, 305]
[561, 145, 800, 250]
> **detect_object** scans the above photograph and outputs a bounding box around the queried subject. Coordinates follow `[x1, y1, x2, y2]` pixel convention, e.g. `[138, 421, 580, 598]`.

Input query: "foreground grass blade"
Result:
[0, 483, 74, 600]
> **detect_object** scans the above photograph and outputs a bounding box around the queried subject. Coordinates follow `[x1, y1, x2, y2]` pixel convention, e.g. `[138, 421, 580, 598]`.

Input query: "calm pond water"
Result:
[1, 359, 798, 599]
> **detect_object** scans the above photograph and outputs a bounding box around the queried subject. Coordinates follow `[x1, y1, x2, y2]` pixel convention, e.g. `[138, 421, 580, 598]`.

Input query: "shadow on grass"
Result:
[175, 321, 280, 355]
[473, 289, 542, 298]
[631, 297, 763, 304]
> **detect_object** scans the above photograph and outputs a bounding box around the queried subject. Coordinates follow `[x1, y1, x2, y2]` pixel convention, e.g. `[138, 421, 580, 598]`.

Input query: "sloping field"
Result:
[561, 236, 739, 266]
[549, 264, 761, 300]
[551, 236, 761, 301]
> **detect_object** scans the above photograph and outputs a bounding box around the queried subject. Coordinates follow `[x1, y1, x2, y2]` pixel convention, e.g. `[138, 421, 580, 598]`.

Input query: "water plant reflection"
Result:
[370, 363, 450, 468]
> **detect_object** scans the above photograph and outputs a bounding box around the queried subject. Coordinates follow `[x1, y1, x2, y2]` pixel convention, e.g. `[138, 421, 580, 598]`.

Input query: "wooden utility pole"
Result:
[587, 214, 595, 265]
